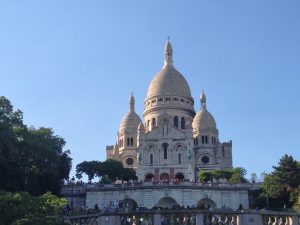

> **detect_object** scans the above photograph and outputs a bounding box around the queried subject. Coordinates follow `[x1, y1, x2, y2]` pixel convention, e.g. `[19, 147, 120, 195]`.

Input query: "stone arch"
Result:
[157, 197, 178, 209]
[175, 172, 185, 181]
[121, 198, 138, 212]
[197, 198, 217, 210]
[160, 173, 169, 181]
[145, 173, 154, 181]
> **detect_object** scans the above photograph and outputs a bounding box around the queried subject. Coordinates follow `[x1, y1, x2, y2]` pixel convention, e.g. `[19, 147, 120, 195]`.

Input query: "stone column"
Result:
[153, 213, 161, 225]
[196, 214, 204, 225]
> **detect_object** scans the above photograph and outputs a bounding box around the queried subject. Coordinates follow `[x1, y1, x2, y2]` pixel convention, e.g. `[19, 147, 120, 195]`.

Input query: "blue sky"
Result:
[1, 1, 299, 180]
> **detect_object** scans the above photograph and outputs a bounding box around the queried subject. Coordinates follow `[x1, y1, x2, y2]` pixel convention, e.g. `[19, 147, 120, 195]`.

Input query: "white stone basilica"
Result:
[106, 40, 233, 182]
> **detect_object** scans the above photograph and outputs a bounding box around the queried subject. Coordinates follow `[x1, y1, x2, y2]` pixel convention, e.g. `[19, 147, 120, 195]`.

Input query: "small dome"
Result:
[192, 109, 217, 131]
[119, 94, 142, 133]
[192, 91, 217, 131]
[119, 111, 142, 133]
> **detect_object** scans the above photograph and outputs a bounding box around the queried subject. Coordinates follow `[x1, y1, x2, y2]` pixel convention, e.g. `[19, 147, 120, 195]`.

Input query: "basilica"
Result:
[106, 40, 233, 182]
[63, 41, 249, 211]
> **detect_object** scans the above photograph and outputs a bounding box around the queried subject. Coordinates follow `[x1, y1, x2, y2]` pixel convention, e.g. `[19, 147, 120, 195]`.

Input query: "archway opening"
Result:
[157, 197, 178, 209]
[121, 198, 138, 212]
[145, 173, 154, 181]
[175, 172, 185, 181]
[160, 173, 169, 181]
[197, 198, 217, 210]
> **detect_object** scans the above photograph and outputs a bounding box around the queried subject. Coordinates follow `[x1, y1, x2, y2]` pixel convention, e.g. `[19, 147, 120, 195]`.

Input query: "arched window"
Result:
[174, 116, 178, 128]
[150, 154, 153, 165]
[178, 153, 181, 164]
[163, 120, 168, 135]
[147, 120, 150, 128]
[205, 136, 208, 144]
[181, 117, 185, 129]
[127, 138, 130, 146]
[130, 138, 133, 146]
[162, 143, 168, 160]
[152, 118, 156, 129]
[202, 136, 205, 144]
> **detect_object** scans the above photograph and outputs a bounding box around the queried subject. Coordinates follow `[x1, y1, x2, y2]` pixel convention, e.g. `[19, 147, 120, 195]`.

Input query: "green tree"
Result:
[76, 159, 137, 183]
[199, 168, 247, 183]
[98, 159, 137, 181]
[0, 192, 68, 225]
[250, 172, 258, 183]
[294, 189, 300, 213]
[199, 171, 213, 182]
[76, 160, 100, 182]
[261, 154, 300, 208]
[0, 96, 72, 195]
[228, 167, 247, 184]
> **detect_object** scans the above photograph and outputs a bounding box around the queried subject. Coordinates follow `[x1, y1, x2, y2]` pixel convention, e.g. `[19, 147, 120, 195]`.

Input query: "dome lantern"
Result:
[200, 90, 207, 109]
[164, 38, 173, 67]
[129, 92, 135, 112]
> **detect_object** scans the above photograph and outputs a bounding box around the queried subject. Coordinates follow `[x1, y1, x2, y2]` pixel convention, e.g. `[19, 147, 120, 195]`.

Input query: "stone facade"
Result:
[85, 184, 249, 210]
[106, 40, 233, 181]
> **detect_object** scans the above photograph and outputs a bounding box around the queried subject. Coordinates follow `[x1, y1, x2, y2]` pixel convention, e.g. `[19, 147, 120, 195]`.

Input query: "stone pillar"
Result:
[170, 168, 174, 180]
[196, 214, 204, 225]
[155, 168, 159, 180]
[153, 213, 161, 225]
[99, 215, 120, 225]
[289, 216, 299, 225]
[237, 214, 243, 225]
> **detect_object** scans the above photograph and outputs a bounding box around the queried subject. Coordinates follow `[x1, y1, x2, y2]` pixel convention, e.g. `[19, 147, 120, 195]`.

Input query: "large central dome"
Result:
[146, 65, 192, 99]
[146, 41, 192, 100]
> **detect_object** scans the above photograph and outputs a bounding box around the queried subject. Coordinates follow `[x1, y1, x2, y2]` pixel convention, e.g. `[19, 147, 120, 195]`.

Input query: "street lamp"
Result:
[71, 176, 75, 210]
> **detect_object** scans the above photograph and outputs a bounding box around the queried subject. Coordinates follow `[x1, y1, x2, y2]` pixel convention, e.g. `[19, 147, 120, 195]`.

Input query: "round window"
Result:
[126, 157, 134, 166]
[201, 155, 210, 164]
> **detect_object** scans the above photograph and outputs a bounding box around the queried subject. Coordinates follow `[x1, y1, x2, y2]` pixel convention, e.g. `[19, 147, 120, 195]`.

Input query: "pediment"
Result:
[145, 125, 186, 139]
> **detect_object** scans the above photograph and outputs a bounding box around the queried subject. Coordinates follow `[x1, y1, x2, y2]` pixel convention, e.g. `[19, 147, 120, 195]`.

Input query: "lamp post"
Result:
[71, 176, 75, 210]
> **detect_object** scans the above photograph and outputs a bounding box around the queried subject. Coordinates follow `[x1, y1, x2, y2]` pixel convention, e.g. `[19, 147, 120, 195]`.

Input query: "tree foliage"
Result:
[261, 154, 300, 208]
[76, 160, 99, 182]
[0, 192, 68, 225]
[76, 159, 137, 183]
[199, 167, 247, 184]
[0, 96, 72, 195]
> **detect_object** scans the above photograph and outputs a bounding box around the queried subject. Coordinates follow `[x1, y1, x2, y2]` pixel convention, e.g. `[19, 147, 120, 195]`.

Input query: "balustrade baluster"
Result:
[217, 215, 222, 225]
[223, 216, 228, 225]
[284, 216, 290, 225]
[230, 215, 236, 225]
[211, 215, 217, 225]
[273, 217, 278, 225]
[268, 216, 273, 225]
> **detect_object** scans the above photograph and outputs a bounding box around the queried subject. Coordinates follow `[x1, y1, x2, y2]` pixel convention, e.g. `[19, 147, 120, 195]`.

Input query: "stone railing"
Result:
[61, 181, 259, 195]
[63, 209, 300, 225]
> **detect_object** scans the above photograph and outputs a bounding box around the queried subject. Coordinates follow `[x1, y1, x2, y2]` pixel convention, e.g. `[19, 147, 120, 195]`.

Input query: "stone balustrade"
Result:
[62, 181, 259, 194]
[63, 210, 300, 225]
